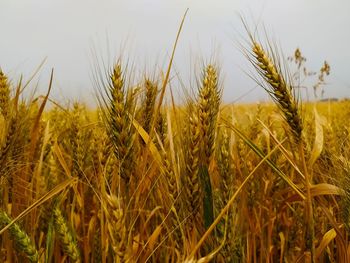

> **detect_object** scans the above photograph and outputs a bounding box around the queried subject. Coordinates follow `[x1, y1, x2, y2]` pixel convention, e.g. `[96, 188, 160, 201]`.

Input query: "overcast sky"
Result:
[1, 0, 349, 105]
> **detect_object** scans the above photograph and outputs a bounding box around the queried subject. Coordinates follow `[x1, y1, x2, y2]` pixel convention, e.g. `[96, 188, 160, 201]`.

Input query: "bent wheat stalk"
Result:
[246, 33, 315, 261]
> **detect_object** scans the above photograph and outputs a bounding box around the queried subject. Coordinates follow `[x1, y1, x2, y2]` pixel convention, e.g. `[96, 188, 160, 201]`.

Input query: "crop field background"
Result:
[1, 6, 350, 263]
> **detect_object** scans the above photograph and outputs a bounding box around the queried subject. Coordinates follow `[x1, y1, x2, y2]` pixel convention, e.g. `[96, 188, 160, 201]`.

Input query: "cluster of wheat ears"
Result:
[0, 16, 350, 263]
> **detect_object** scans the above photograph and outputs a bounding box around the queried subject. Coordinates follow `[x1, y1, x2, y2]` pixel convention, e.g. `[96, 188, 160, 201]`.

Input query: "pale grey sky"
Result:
[1, 0, 349, 105]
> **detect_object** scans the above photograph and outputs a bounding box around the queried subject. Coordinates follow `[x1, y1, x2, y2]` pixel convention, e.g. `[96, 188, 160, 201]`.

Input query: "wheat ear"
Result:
[53, 207, 81, 262]
[0, 69, 10, 119]
[251, 42, 303, 141]
[198, 65, 221, 164]
[0, 210, 39, 262]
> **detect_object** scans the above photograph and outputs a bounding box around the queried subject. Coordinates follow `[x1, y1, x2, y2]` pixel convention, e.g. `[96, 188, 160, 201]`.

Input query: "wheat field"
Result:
[0, 22, 349, 263]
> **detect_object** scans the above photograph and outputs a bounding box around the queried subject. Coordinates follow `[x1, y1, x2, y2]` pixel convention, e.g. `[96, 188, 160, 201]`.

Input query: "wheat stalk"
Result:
[247, 35, 315, 261]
